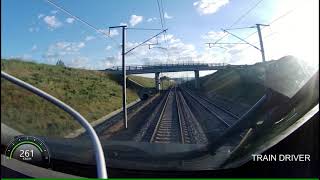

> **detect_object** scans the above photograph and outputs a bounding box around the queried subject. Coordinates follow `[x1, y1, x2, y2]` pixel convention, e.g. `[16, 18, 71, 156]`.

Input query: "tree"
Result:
[160, 76, 170, 81]
[56, 59, 65, 67]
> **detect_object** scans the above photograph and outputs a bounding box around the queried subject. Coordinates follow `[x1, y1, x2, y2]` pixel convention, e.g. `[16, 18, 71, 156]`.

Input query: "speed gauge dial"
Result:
[5, 135, 50, 168]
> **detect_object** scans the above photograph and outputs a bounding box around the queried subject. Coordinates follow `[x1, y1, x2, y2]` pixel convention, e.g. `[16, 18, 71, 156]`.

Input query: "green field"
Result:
[1, 59, 139, 137]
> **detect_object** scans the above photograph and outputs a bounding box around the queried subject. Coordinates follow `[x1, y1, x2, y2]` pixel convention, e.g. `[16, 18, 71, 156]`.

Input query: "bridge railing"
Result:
[107, 62, 230, 71]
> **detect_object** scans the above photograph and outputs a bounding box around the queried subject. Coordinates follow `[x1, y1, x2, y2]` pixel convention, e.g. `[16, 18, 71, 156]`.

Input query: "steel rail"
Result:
[182, 88, 231, 128]
[175, 87, 185, 144]
[150, 88, 172, 142]
[176, 89, 197, 144]
[195, 93, 240, 119]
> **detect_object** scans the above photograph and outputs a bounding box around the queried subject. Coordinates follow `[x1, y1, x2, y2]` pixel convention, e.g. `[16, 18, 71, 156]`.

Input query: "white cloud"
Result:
[98, 29, 108, 34]
[47, 56, 96, 69]
[261, 0, 318, 66]
[56, 41, 85, 52]
[10, 54, 33, 61]
[201, 30, 226, 41]
[38, 14, 44, 19]
[28, 27, 40, 32]
[22, 54, 32, 60]
[193, 0, 229, 15]
[120, 22, 128, 26]
[164, 12, 173, 19]
[147, 17, 157, 22]
[77, 42, 85, 48]
[193, 0, 318, 67]
[122, 31, 243, 72]
[198, 29, 260, 65]
[67, 56, 91, 69]
[200, 31, 249, 64]
[109, 29, 119, 37]
[124, 34, 198, 65]
[85, 36, 95, 41]
[65, 17, 75, 24]
[43, 41, 86, 62]
[98, 55, 121, 68]
[97, 29, 118, 37]
[105, 45, 112, 51]
[43, 16, 62, 29]
[129, 15, 143, 26]
[31, 45, 37, 51]
[55, 42, 69, 49]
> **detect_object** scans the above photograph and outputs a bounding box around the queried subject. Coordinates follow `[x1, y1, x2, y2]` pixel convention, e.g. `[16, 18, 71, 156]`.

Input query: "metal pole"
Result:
[122, 26, 128, 129]
[256, 24, 266, 62]
[109, 26, 165, 129]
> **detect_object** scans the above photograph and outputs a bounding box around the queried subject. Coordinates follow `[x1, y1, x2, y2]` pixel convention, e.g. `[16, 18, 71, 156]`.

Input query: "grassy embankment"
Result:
[128, 75, 173, 89]
[197, 56, 314, 106]
[1, 59, 139, 137]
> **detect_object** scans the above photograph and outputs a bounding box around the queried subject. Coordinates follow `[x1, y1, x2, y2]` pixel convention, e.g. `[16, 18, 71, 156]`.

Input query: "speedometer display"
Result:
[5, 135, 50, 168]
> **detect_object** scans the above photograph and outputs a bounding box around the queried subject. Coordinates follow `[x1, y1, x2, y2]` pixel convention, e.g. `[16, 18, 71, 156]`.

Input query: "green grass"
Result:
[128, 75, 154, 88]
[1, 59, 139, 137]
[200, 68, 265, 105]
[128, 75, 174, 90]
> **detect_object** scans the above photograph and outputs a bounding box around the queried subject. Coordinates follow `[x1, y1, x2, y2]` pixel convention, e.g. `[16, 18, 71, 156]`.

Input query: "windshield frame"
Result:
[1, 70, 319, 172]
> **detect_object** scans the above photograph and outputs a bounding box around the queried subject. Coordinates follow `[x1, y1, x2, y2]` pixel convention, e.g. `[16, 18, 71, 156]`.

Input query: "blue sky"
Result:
[1, 0, 318, 77]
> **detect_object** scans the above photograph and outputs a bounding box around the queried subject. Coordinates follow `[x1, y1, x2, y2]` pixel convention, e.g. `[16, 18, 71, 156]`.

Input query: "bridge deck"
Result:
[103, 63, 245, 74]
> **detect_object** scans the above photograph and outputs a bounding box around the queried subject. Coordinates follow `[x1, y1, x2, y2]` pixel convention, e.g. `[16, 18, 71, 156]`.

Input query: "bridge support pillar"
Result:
[155, 72, 161, 91]
[194, 70, 200, 89]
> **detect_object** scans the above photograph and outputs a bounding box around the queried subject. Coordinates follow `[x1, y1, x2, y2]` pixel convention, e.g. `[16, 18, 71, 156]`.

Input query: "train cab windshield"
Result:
[1, 0, 319, 178]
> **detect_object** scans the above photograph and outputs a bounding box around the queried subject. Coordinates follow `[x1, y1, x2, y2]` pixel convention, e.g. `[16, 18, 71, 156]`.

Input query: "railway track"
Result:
[176, 88, 208, 144]
[181, 87, 239, 127]
[150, 87, 184, 143]
[196, 93, 240, 119]
[135, 87, 207, 144]
[148, 87, 207, 144]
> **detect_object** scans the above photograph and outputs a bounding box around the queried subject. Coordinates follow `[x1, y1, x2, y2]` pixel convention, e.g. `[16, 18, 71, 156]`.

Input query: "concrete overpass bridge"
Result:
[103, 62, 246, 90]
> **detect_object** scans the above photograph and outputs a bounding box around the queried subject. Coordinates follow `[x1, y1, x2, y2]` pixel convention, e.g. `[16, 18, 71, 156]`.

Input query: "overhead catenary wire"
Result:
[210, 0, 265, 45]
[160, 0, 168, 32]
[207, 42, 248, 45]
[229, 0, 264, 27]
[45, 0, 119, 46]
[45, 0, 167, 66]
[156, 0, 171, 62]
[231, 31, 280, 56]
[223, 26, 256, 31]
[157, 0, 168, 43]
[125, 29, 168, 55]
[246, 6, 298, 40]
[162, 3, 171, 62]
[234, 11, 294, 44]
[126, 28, 163, 31]
[217, 4, 300, 57]
[160, 0, 166, 28]
[157, 0, 165, 30]
[44, 0, 125, 69]
[222, 28, 261, 50]
[269, 9, 295, 25]
[211, 5, 296, 62]
[233, 7, 298, 46]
